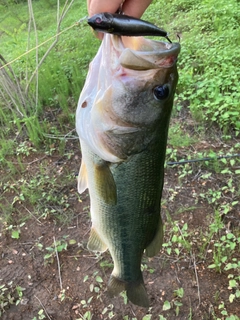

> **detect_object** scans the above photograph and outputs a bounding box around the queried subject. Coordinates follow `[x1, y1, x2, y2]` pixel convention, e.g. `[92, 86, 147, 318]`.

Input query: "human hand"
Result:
[87, 0, 153, 39]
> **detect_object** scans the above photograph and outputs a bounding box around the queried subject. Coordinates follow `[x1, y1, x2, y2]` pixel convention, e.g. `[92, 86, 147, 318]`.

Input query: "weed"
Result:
[227, 274, 240, 303]
[32, 309, 46, 320]
[162, 300, 171, 311]
[141, 262, 155, 274]
[218, 302, 240, 320]
[43, 235, 76, 264]
[75, 271, 111, 319]
[0, 280, 25, 316]
[169, 123, 198, 147]
[208, 232, 240, 272]
[4, 222, 25, 239]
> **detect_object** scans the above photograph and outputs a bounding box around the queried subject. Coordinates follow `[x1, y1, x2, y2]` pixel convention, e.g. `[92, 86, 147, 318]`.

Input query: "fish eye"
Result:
[153, 84, 170, 100]
[95, 17, 102, 24]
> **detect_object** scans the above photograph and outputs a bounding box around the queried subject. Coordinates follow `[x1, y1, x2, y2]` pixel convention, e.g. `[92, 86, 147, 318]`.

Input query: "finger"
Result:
[87, 0, 123, 17]
[122, 0, 153, 18]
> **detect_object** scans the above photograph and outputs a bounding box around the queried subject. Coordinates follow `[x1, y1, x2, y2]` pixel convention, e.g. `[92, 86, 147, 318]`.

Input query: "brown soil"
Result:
[0, 117, 239, 320]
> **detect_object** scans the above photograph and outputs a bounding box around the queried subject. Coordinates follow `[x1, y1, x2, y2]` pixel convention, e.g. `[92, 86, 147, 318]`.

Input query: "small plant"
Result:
[227, 274, 240, 303]
[208, 232, 240, 272]
[88, 272, 104, 296]
[218, 301, 240, 319]
[161, 288, 184, 316]
[141, 263, 155, 274]
[44, 235, 76, 264]
[16, 141, 37, 156]
[162, 300, 171, 311]
[4, 222, 25, 239]
[162, 222, 192, 258]
[0, 280, 25, 316]
[101, 304, 115, 319]
[0, 282, 15, 316]
[32, 309, 46, 320]
[120, 291, 128, 305]
[173, 288, 184, 316]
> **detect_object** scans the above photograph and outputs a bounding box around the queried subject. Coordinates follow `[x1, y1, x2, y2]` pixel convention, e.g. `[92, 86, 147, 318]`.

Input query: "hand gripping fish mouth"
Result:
[76, 14, 180, 308]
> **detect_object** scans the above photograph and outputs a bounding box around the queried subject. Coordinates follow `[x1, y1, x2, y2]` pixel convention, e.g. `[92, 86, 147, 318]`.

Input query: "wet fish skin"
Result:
[88, 12, 171, 42]
[76, 35, 180, 307]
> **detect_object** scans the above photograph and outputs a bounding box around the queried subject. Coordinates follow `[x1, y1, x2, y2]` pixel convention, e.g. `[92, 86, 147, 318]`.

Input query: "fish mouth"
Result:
[110, 35, 180, 70]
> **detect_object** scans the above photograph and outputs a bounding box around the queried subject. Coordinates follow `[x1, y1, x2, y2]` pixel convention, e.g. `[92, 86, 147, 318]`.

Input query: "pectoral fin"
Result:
[94, 162, 117, 205]
[78, 160, 88, 194]
[87, 227, 108, 252]
[145, 215, 164, 258]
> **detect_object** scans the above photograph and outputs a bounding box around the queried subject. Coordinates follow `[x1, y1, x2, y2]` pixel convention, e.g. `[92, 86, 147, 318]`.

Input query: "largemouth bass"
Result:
[76, 33, 180, 307]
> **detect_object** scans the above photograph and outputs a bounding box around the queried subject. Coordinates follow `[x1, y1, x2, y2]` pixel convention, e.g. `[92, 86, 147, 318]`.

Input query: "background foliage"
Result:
[0, 0, 239, 162]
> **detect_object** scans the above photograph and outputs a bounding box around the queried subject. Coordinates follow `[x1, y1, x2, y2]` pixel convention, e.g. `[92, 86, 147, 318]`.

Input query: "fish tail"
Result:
[107, 275, 149, 308]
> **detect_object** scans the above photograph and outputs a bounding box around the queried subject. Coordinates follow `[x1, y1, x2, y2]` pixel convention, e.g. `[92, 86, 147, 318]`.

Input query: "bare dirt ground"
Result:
[0, 114, 239, 320]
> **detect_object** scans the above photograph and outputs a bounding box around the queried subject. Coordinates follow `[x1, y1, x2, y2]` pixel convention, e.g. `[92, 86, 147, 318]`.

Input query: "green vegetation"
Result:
[0, 0, 97, 168]
[0, 0, 239, 319]
[0, 280, 25, 316]
[150, 0, 240, 132]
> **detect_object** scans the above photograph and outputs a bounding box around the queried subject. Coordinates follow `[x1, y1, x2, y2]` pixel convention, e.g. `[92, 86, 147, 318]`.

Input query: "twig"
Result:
[192, 254, 201, 306]
[27, 155, 48, 165]
[0, 55, 27, 116]
[25, 0, 75, 94]
[27, 0, 38, 110]
[42, 132, 78, 140]
[34, 295, 52, 320]
[53, 236, 63, 290]
[83, 255, 104, 272]
[21, 205, 43, 225]
[129, 304, 137, 316]
[8, 155, 47, 165]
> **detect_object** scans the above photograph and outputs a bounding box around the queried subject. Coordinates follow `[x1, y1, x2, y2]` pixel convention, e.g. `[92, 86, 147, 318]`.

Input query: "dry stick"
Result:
[129, 304, 137, 317]
[22, 205, 43, 225]
[53, 236, 63, 290]
[27, 155, 48, 165]
[0, 56, 25, 117]
[83, 256, 104, 272]
[27, 0, 39, 110]
[177, 224, 201, 305]
[34, 295, 52, 320]
[0, 23, 77, 71]
[0, 54, 27, 111]
[25, 0, 75, 95]
[7, 155, 47, 165]
[192, 254, 201, 306]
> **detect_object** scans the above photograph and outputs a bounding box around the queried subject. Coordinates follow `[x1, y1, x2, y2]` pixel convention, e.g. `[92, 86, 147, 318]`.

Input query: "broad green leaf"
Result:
[162, 300, 171, 311]
[11, 230, 20, 239]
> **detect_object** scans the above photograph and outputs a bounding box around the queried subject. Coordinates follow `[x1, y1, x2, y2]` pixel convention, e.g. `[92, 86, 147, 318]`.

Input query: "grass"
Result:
[0, 0, 97, 169]
[0, 0, 240, 319]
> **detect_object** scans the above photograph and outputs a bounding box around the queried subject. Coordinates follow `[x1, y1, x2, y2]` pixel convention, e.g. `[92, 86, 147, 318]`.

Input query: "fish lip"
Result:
[110, 36, 180, 69]
[111, 35, 181, 59]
